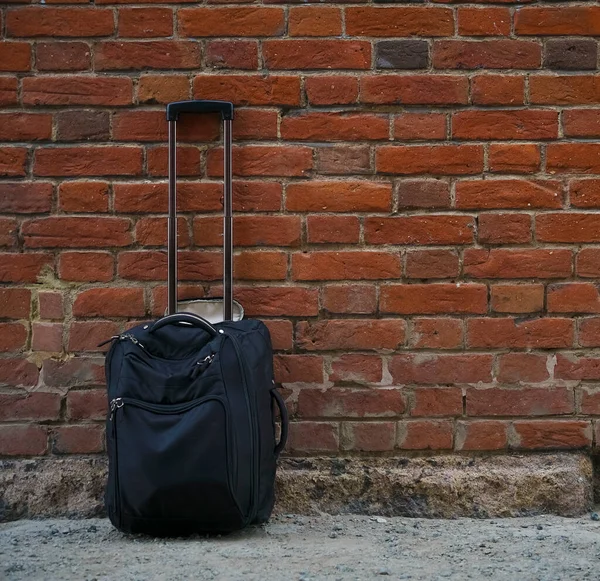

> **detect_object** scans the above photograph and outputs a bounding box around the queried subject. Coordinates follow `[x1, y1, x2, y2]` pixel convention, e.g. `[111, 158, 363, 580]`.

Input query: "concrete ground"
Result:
[2, 514, 600, 580]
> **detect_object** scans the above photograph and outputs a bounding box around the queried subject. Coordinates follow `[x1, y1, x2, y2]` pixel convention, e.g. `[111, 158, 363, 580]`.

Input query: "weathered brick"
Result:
[289, 7, 342, 37]
[472, 75, 525, 106]
[456, 180, 561, 209]
[298, 388, 404, 418]
[0, 392, 60, 421]
[488, 143, 540, 174]
[394, 113, 446, 140]
[288, 422, 339, 453]
[453, 110, 558, 140]
[179, 8, 285, 37]
[497, 353, 550, 384]
[73, 288, 146, 318]
[307, 216, 360, 244]
[490, 284, 544, 314]
[464, 249, 572, 279]
[362, 75, 468, 106]
[263, 40, 370, 70]
[544, 39, 598, 71]
[467, 318, 574, 349]
[286, 181, 391, 212]
[95, 41, 201, 71]
[365, 216, 474, 245]
[322, 285, 377, 315]
[0, 183, 53, 213]
[376, 40, 429, 69]
[0, 425, 47, 456]
[118, 7, 173, 38]
[433, 40, 541, 70]
[410, 388, 463, 417]
[330, 355, 383, 384]
[515, 6, 600, 36]
[405, 249, 459, 279]
[478, 214, 532, 245]
[397, 420, 453, 450]
[292, 251, 400, 281]
[274, 355, 324, 383]
[409, 318, 463, 349]
[52, 425, 104, 454]
[36, 42, 91, 71]
[456, 421, 508, 451]
[67, 389, 107, 420]
[0, 322, 27, 353]
[345, 7, 453, 37]
[381, 284, 487, 315]
[513, 421, 591, 450]
[377, 145, 483, 175]
[398, 180, 451, 209]
[305, 76, 358, 106]
[548, 283, 600, 314]
[458, 7, 510, 36]
[23, 76, 132, 106]
[7, 7, 114, 37]
[56, 111, 110, 141]
[281, 112, 389, 141]
[390, 354, 493, 385]
[206, 41, 258, 70]
[341, 421, 396, 452]
[58, 181, 109, 213]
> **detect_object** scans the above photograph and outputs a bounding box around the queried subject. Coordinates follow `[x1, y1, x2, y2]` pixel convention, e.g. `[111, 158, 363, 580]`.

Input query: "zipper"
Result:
[226, 333, 259, 523]
[110, 400, 122, 528]
[191, 353, 215, 379]
[109, 394, 223, 415]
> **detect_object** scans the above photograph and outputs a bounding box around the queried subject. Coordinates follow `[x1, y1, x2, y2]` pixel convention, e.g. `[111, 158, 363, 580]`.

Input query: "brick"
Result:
[42, 357, 103, 388]
[67, 389, 107, 420]
[472, 75, 525, 106]
[194, 75, 301, 106]
[545, 39, 598, 71]
[261, 320, 293, 351]
[307, 216, 360, 244]
[530, 76, 600, 106]
[377, 145, 483, 175]
[0, 113, 52, 142]
[405, 249, 459, 279]
[23, 76, 132, 106]
[453, 110, 557, 140]
[305, 76, 358, 106]
[0, 358, 39, 387]
[283, 112, 388, 141]
[0, 183, 53, 213]
[515, 6, 600, 36]
[96, 41, 200, 71]
[577, 249, 600, 278]
[7, 7, 114, 37]
[36, 42, 91, 71]
[230, 287, 319, 318]
[52, 425, 104, 454]
[456, 421, 508, 451]
[138, 75, 189, 104]
[234, 251, 287, 281]
[59, 181, 109, 212]
[136, 217, 189, 248]
[57, 111, 110, 142]
[394, 113, 446, 140]
[376, 40, 429, 70]
[497, 353, 550, 384]
[205, 41, 258, 70]
[0, 392, 60, 421]
[274, 354, 323, 383]
[0, 78, 18, 106]
[118, 7, 173, 38]
[398, 180, 450, 209]
[286, 181, 391, 212]
[464, 249, 572, 279]
[330, 355, 383, 384]
[32, 322, 63, 352]
[287, 422, 338, 453]
[0, 219, 17, 248]
[194, 216, 300, 247]
[467, 318, 574, 349]
[147, 146, 200, 177]
[381, 284, 487, 315]
[397, 420, 453, 450]
[113, 111, 220, 142]
[458, 7, 510, 36]
[489, 143, 540, 174]
[292, 251, 400, 281]
[563, 110, 600, 138]
[297, 319, 405, 351]
[491, 284, 544, 314]
[179, 7, 284, 37]
[556, 354, 600, 381]
[389, 354, 493, 384]
[289, 7, 342, 37]
[69, 321, 120, 353]
[456, 180, 561, 210]
[0, 148, 27, 177]
[73, 288, 145, 318]
[362, 75, 468, 106]
[207, 146, 312, 178]
[410, 318, 463, 349]
[579, 319, 600, 348]
[322, 285, 377, 315]
[365, 215, 474, 245]
[0, 322, 27, 353]
[23, 217, 132, 248]
[38, 292, 62, 320]
[232, 182, 282, 212]
[299, 388, 404, 418]
[234, 109, 278, 141]
[548, 283, 600, 314]
[341, 422, 396, 452]
[346, 7, 453, 36]
[410, 388, 462, 417]
[0, 425, 47, 456]
[316, 146, 370, 175]
[433, 40, 541, 70]
[0, 42, 31, 72]
[570, 179, 600, 208]
[478, 214, 532, 245]
[513, 421, 591, 450]
[538, 214, 600, 243]
[35, 147, 141, 177]
[0, 253, 53, 283]
[59, 252, 114, 283]
[263, 40, 370, 70]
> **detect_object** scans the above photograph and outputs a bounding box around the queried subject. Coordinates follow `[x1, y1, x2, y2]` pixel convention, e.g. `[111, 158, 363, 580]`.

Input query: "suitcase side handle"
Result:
[271, 388, 289, 457]
[150, 313, 219, 336]
[166, 100, 234, 121]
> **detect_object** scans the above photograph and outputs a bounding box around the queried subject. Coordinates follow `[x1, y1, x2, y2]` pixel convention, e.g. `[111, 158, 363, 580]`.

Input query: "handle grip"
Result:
[166, 100, 234, 122]
[150, 313, 219, 336]
[271, 389, 289, 457]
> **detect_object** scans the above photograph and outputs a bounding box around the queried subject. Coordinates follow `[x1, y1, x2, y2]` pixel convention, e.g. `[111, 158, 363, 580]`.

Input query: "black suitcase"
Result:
[103, 100, 288, 536]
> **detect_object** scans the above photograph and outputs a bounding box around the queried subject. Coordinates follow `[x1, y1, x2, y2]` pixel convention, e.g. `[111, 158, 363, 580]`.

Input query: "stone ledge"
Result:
[0, 454, 593, 521]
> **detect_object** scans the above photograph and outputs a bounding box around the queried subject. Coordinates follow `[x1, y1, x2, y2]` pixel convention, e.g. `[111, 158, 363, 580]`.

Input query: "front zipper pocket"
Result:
[109, 395, 245, 533]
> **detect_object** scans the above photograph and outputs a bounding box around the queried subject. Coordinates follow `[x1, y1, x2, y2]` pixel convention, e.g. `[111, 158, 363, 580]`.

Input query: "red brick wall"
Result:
[1, 1, 599, 457]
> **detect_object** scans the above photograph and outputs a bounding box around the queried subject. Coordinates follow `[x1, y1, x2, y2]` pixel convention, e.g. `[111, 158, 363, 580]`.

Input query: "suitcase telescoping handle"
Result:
[166, 100, 235, 320]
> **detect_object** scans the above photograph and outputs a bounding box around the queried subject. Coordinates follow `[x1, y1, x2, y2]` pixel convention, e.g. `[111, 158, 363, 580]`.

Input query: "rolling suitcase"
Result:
[103, 100, 289, 536]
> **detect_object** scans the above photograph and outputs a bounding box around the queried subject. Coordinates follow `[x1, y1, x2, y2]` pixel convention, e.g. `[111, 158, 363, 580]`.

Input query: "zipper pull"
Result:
[122, 334, 145, 349]
[98, 335, 119, 348]
[191, 353, 215, 379]
[109, 397, 124, 420]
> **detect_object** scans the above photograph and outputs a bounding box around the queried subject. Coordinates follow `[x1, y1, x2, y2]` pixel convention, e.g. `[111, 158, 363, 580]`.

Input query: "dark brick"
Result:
[376, 40, 429, 70]
[544, 39, 597, 71]
[56, 110, 110, 141]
